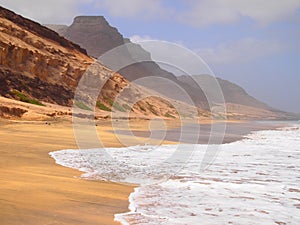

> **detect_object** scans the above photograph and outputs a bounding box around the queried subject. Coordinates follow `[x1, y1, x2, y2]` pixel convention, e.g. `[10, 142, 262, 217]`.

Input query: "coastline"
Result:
[0, 119, 290, 224]
[114, 122, 300, 224]
[0, 120, 134, 225]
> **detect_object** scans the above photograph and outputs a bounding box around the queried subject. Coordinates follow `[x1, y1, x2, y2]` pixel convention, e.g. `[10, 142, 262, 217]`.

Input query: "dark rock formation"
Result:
[48, 16, 209, 108]
[177, 75, 272, 110]
[0, 6, 184, 118]
[0, 6, 87, 54]
[64, 16, 124, 58]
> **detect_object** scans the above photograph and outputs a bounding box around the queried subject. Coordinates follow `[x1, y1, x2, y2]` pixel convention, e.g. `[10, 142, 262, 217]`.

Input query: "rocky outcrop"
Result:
[177, 75, 272, 110]
[63, 16, 124, 59]
[0, 6, 86, 54]
[1, 6, 291, 120]
[0, 105, 27, 118]
[0, 67, 74, 106]
[0, 7, 92, 89]
[177, 75, 294, 119]
[47, 16, 209, 109]
[0, 6, 187, 119]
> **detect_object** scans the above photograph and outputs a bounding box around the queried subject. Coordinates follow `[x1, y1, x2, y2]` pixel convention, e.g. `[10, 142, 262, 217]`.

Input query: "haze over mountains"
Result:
[0, 6, 296, 120]
[46, 16, 293, 120]
[47, 16, 211, 109]
[0, 6, 185, 120]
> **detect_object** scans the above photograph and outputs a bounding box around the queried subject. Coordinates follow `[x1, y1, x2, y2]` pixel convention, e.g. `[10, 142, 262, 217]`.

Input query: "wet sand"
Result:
[115, 120, 286, 144]
[0, 120, 133, 225]
[0, 119, 286, 224]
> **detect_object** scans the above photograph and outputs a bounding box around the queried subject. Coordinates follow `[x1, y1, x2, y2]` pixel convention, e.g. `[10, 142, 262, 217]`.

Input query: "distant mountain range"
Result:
[46, 16, 209, 109]
[0, 6, 184, 120]
[0, 6, 295, 120]
[46, 16, 294, 120]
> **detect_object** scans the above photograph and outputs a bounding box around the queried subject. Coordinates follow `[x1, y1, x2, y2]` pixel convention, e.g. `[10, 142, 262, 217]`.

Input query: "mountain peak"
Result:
[73, 16, 109, 26]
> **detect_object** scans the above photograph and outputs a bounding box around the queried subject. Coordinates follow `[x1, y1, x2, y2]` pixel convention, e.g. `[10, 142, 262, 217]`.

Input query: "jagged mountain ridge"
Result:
[177, 75, 271, 110]
[0, 6, 86, 54]
[177, 75, 291, 119]
[0, 6, 185, 120]
[46, 16, 284, 117]
[0, 6, 291, 120]
[46, 16, 209, 109]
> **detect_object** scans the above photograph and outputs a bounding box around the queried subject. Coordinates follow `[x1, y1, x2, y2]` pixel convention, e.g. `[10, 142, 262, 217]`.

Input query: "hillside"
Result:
[46, 16, 209, 109]
[177, 75, 271, 109]
[177, 75, 290, 119]
[0, 6, 185, 120]
[46, 16, 293, 120]
[0, 6, 293, 121]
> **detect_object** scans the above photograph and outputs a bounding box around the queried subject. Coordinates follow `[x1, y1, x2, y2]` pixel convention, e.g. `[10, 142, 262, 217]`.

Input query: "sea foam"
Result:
[50, 125, 300, 225]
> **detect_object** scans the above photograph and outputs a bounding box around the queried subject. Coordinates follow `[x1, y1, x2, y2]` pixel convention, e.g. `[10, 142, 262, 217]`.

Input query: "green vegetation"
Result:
[113, 101, 126, 112]
[104, 97, 114, 106]
[146, 101, 158, 116]
[122, 104, 131, 111]
[12, 90, 45, 106]
[103, 96, 132, 112]
[164, 112, 176, 118]
[75, 101, 92, 111]
[168, 103, 175, 109]
[96, 101, 111, 111]
[137, 103, 146, 112]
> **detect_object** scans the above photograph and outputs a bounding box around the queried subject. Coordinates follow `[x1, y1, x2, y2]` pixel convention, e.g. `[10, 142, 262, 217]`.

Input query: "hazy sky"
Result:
[0, 0, 299, 113]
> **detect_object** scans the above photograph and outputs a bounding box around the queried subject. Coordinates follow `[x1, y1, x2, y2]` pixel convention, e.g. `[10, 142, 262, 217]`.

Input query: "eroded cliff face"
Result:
[0, 14, 91, 84]
[48, 16, 209, 109]
[0, 6, 86, 54]
[64, 16, 124, 59]
[0, 7, 187, 119]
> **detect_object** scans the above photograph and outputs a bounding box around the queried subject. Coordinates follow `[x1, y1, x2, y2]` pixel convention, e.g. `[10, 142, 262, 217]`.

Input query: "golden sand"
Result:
[0, 120, 135, 225]
[0, 117, 278, 224]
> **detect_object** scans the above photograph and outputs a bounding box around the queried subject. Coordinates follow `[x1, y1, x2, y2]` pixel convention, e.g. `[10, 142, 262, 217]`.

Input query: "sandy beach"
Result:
[0, 119, 286, 225]
[0, 120, 133, 225]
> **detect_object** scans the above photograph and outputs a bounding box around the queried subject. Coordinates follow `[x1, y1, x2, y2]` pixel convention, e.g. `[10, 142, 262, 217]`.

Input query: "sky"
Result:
[0, 0, 299, 113]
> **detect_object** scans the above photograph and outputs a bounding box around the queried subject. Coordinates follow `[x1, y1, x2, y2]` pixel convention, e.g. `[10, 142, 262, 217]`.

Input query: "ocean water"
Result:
[50, 124, 300, 225]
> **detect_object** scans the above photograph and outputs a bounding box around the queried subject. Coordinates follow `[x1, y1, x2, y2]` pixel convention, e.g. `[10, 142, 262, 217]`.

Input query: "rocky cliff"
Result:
[0, 6, 92, 106]
[177, 75, 271, 110]
[46, 16, 209, 109]
[0, 7, 185, 119]
[177, 75, 291, 119]
[1, 6, 291, 120]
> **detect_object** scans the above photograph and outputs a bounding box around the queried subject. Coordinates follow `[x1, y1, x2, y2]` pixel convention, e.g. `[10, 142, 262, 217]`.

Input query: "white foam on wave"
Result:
[50, 125, 300, 225]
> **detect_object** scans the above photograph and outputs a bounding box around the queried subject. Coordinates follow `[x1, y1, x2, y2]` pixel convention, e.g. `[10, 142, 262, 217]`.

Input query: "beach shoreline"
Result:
[0, 119, 290, 224]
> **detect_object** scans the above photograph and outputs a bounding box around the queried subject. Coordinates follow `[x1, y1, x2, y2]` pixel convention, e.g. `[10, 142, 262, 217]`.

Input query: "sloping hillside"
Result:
[177, 75, 271, 109]
[46, 16, 209, 109]
[46, 16, 291, 120]
[0, 7, 185, 120]
[177, 75, 291, 119]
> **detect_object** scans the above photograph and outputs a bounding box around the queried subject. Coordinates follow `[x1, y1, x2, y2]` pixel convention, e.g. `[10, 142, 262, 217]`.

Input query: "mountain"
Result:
[177, 75, 290, 119]
[46, 16, 209, 109]
[177, 75, 271, 110]
[0, 6, 184, 120]
[46, 16, 289, 120]
[1, 6, 291, 121]
[0, 6, 90, 106]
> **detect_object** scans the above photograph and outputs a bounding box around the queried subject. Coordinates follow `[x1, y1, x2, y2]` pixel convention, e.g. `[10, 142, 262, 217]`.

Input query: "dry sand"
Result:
[0, 119, 178, 225]
[0, 118, 284, 225]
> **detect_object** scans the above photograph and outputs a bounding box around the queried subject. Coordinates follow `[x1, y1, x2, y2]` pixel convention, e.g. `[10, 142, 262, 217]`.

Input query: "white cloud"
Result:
[0, 0, 89, 24]
[1, 0, 299, 26]
[179, 0, 300, 27]
[130, 35, 285, 66]
[95, 0, 170, 19]
[87, 0, 300, 26]
[130, 35, 155, 43]
[197, 38, 284, 64]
